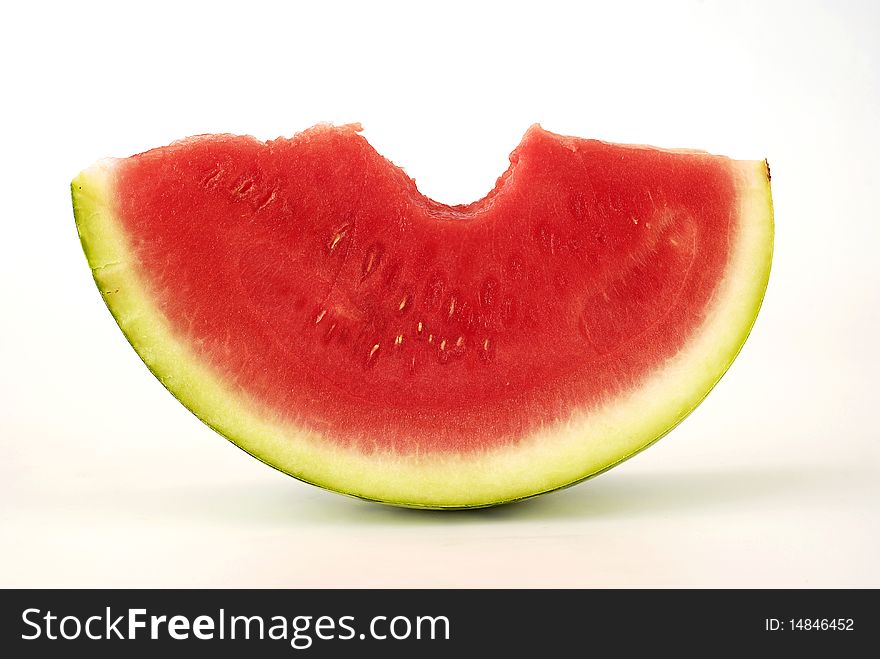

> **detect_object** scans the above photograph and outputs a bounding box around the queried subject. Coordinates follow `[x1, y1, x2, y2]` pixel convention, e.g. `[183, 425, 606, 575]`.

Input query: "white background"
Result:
[1, 0, 878, 587]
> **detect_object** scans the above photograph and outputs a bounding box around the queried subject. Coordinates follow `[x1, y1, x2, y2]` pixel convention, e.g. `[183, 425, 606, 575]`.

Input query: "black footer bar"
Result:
[1, 588, 872, 656]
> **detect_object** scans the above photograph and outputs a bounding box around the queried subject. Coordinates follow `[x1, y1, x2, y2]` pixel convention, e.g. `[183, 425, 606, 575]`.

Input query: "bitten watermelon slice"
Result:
[72, 124, 773, 508]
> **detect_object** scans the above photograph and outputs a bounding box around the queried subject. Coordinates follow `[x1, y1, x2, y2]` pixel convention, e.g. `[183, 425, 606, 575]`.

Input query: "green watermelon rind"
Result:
[72, 156, 773, 509]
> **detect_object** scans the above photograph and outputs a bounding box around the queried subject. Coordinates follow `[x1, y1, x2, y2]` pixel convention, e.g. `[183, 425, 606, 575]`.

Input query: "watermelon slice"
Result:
[71, 124, 773, 508]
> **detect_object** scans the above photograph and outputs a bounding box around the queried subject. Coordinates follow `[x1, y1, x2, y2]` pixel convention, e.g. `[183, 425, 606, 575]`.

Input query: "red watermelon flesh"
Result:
[72, 124, 773, 507]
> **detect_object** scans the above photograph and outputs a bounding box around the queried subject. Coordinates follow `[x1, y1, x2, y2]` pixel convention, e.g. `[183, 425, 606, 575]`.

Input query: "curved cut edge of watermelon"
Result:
[72, 159, 773, 509]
